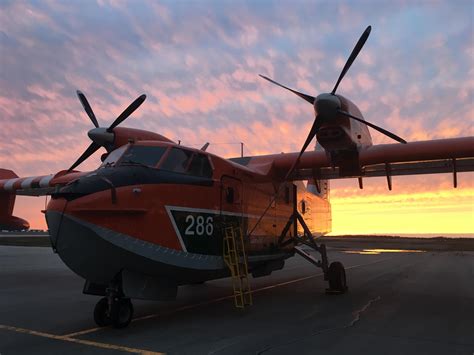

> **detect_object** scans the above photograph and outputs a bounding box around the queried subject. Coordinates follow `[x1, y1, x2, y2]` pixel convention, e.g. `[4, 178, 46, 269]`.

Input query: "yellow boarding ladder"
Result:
[223, 226, 253, 308]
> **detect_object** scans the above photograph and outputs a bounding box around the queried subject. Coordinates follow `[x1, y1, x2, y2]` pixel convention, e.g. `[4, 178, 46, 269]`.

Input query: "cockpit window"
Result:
[161, 148, 213, 178]
[161, 148, 193, 173]
[100, 145, 127, 167]
[188, 153, 213, 178]
[117, 145, 167, 167]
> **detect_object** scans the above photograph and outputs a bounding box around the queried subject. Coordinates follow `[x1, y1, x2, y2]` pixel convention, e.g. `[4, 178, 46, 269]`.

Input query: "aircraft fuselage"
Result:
[45, 141, 331, 299]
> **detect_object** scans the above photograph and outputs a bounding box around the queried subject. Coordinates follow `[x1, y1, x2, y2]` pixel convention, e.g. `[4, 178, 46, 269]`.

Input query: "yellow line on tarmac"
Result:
[63, 326, 104, 338]
[0, 324, 164, 354]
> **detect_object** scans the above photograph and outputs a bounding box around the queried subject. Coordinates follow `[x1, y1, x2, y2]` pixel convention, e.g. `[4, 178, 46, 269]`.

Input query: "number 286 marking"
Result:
[185, 215, 214, 236]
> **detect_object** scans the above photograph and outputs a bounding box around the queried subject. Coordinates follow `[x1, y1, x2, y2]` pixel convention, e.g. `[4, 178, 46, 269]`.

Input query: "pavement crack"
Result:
[256, 296, 381, 354]
[348, 296, 381, 327]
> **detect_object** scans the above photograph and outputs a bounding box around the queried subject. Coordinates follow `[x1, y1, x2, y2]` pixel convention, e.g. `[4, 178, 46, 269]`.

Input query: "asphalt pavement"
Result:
[0, 245, 473, 354]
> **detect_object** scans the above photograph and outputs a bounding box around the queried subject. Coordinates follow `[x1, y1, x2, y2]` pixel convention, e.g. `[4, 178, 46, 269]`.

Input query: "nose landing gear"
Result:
[93, 283, 134, 328]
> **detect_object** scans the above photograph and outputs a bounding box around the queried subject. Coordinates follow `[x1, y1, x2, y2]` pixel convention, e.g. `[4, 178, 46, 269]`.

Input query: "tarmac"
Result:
[1, 244, 473, 354]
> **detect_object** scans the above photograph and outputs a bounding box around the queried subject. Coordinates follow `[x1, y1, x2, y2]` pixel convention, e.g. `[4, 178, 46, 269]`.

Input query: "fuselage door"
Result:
[220, 175, 244, 233]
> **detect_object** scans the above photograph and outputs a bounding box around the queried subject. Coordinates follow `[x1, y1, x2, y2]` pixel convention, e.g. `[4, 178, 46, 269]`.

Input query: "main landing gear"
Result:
[279, 211, 348, 294]
[93, 282, 134, 328]
[327, 261, 347, 293]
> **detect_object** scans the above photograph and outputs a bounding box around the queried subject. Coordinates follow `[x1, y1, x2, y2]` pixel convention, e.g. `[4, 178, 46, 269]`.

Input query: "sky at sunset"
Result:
[0, 0, 473, 234]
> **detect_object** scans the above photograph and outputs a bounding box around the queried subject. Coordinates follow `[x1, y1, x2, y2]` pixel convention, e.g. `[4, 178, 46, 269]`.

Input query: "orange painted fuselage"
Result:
[45, 141, 331, 289]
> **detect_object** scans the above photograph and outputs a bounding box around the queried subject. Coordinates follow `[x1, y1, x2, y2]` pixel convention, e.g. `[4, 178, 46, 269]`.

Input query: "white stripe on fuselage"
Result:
[165, 206, 188, 252]
[165, 205, 262, 219]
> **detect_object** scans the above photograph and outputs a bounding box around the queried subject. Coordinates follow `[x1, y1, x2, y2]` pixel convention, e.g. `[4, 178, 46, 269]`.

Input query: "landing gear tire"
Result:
[111, 298, 134, 329]
[327, 261, 347, 294]
[94, 297, 112, 327]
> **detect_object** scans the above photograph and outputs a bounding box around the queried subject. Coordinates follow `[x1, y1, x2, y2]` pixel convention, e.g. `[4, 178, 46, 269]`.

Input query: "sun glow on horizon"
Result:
[329, 186, 474, 235]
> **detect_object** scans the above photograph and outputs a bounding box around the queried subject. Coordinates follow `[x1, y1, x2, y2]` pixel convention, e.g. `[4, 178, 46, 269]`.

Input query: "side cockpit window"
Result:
[161, 148, 193, 173]
[161, 148, 213, 178]
[188, 153, 213, 178]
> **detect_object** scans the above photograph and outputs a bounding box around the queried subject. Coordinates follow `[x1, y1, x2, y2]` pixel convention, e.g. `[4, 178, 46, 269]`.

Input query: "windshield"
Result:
[118, 145, 167, 168]
[100, 145, 128, 167]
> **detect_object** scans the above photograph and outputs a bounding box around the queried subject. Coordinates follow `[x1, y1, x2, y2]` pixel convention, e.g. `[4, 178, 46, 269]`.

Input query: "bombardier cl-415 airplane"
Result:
[1, 26, 473, 328]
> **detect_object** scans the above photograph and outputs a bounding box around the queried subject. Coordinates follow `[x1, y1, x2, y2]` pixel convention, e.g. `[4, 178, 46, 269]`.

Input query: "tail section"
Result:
[0, 169, 30, 231]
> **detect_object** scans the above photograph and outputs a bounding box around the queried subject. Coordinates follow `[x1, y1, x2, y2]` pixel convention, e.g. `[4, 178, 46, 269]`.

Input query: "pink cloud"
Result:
[355, 73, 375, 91]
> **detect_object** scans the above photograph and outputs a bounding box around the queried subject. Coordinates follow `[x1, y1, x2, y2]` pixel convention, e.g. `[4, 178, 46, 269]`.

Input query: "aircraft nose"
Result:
[52, 171, 116, 202]
[314, 93, 341, 119]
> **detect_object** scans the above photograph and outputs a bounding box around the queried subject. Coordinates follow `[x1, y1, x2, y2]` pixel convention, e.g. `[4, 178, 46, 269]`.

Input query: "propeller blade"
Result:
[76, 90, 99, 128]
[331, 26, 371, 94]
[285, 116, 321, 179]
[338, 110, 407, 144]
[68, 142, 101, 171]
[259, 75, 315, 105]
[107, 94, 147, 132]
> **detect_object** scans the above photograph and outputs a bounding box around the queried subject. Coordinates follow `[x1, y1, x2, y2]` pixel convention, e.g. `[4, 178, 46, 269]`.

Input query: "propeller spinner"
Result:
[68, 91, 146, 171]
[260, 25, 406, 178]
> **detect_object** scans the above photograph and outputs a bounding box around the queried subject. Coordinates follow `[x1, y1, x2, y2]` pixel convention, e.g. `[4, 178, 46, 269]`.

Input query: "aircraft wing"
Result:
[0, 170, 88, 196]
[246, 137, 474, 184]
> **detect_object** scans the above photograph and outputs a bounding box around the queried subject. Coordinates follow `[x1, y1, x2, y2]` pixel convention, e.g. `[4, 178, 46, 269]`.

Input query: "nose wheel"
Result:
[111, 298, 134, 328]
[93, 290, 134, 328]
[94, 297, 112, 327]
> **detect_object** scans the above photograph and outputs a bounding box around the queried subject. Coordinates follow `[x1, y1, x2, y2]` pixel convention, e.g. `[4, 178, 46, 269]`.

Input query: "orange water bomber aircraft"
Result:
[1, 26, 473, 328]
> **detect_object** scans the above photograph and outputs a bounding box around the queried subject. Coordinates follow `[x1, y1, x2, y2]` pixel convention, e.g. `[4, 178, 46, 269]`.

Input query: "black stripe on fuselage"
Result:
[53, 166, 213, 201]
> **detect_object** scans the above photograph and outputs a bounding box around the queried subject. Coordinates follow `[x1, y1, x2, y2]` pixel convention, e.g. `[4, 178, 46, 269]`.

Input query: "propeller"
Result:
[68, 91, 147, 171]
[260, 25, 406, 179]
[249, 26, 407, 238]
